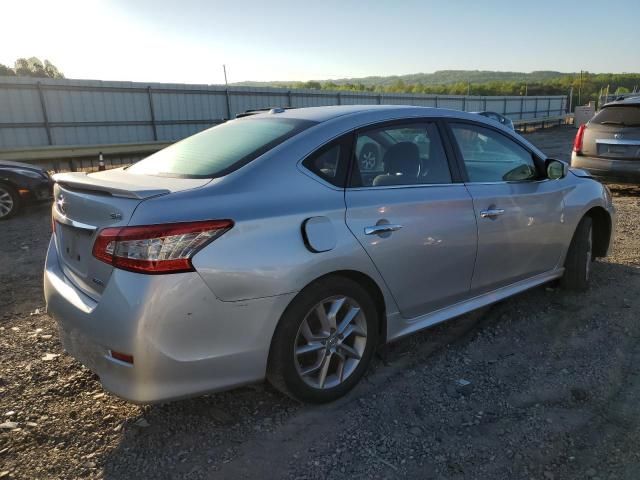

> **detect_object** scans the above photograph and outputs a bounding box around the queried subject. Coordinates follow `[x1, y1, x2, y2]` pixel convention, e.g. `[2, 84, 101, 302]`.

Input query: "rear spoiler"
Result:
[52, 172, 170, 199]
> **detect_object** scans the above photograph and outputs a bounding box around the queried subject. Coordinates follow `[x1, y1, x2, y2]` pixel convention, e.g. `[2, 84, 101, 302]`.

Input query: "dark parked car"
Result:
[571, 96, 640, 183]
[0, 160, 53, 219]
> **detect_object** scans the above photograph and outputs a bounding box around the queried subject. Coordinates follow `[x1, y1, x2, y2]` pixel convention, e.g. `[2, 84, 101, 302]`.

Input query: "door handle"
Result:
[480, 208, 505, 218]
[364, 224, 403, 235]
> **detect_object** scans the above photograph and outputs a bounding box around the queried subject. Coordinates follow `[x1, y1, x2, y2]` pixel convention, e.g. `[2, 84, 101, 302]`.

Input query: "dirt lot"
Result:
[1, 126, 639, 480]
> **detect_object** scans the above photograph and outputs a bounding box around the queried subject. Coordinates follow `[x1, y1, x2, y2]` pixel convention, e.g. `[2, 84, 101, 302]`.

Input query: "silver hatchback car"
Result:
[44, 105, 615, 404]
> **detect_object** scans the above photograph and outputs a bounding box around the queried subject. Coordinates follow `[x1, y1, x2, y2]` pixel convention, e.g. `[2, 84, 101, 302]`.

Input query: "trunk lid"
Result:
[52, 168, 211, 300]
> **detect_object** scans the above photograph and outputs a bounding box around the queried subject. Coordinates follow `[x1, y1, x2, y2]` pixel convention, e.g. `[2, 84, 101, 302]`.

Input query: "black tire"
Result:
[561, 216, 593, 291]
[267, 276, 379, 403]
[0, 183, 20, 220]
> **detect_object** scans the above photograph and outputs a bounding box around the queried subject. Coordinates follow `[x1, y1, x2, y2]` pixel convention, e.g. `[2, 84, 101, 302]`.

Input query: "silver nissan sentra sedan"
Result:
[44, 105, 615, 404]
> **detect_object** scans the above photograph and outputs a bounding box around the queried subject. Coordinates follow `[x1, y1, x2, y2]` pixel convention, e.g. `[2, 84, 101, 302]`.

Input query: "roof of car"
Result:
[241, 105, 416, 122]
[603, 96, 640, 107]
[0, 159, 44, 170]
[237, 104, 500, 125]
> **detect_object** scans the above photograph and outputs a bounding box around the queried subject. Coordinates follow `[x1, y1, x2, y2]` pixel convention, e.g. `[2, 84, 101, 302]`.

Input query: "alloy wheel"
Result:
[360, 151, 377, 170]
[294, 296, 367, 389]
[0, 187, 15, 218]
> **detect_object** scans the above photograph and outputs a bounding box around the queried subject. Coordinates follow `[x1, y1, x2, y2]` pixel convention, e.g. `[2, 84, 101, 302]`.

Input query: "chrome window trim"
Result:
[462, 178, 552, 186]
[298, 168, 344, 191]
[347, 182, 465, 192]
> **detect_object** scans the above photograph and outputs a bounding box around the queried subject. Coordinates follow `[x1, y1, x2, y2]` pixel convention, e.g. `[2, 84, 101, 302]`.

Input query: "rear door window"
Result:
[128, 117, 315, 178]
[350, 123, 452, 187]
[591, 106, 640, 126]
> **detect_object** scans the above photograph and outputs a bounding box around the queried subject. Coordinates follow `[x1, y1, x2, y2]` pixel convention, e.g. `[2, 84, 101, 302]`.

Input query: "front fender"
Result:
[558, 177, 615, 263]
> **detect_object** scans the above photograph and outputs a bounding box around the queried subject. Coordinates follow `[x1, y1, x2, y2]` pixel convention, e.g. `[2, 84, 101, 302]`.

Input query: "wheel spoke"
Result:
[317, 297, 345, 333]
[317, 353, 332, 388]
[300, 350, 327, 376]
[335, 351, 346, 383]
[341, 323, 366, 340]
[300, 318, 324, 342]
[314, 304, 331, 334]
[295, 342, 324, 356]
[337, 306, 360, 334]
[338, 343, 361, 360]
[325, 297, 345, 331]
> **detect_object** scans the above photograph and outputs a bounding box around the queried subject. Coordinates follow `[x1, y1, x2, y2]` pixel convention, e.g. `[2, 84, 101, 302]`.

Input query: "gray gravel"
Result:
[1, 126, 640, 479]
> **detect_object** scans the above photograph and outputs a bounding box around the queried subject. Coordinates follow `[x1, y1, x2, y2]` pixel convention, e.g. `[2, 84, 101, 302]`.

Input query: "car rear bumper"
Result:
[571, 153, 640, 184]
[44, 236, 295, 403]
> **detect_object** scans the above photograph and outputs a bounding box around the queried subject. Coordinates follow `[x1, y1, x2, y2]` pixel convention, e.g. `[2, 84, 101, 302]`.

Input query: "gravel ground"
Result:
[1, 126, 640, 480]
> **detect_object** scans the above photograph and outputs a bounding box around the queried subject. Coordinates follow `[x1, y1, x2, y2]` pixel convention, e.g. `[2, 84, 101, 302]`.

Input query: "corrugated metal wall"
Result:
[0, 77, 568, 149]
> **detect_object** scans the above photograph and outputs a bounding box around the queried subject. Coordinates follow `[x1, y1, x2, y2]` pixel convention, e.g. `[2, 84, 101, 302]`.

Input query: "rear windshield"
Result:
[591, 106, 640, 127]
[127, 117, 316, 178]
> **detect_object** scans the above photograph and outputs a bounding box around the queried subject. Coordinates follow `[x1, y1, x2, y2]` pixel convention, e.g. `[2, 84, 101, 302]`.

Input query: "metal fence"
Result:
[0, 76, 568, 150]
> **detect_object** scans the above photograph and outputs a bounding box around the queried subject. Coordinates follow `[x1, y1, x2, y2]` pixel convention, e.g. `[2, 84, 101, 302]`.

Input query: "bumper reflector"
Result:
[110, 350, 134, 364]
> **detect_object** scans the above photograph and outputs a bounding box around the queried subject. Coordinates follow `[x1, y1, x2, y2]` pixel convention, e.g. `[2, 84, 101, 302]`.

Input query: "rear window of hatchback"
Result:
[127, 117, 316, 178]
[591, 105, 640, 126]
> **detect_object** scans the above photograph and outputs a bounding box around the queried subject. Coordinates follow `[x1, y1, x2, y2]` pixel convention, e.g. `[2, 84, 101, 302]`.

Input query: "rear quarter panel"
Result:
[129, 122, 399, 316]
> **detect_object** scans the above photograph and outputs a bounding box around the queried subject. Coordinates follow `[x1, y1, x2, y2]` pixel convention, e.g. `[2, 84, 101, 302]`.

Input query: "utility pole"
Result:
[597, 87, 603, 109]
[223, 64, 229, 85]
[578, 70, 583, 106]
[467, 81, 471, 96]
[569, 86, 573, 113]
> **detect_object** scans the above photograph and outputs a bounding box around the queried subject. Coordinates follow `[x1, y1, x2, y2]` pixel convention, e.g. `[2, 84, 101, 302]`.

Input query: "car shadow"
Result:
[100, 260, 640, 479]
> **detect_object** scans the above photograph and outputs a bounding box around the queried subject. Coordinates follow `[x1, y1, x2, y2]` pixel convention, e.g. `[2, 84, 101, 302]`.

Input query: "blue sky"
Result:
[2, 0, 639, 84]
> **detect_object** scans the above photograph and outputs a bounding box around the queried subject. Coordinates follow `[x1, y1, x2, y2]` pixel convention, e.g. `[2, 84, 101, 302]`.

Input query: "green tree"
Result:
[0, 64, 15, 76]
[0, 57, 64, 78]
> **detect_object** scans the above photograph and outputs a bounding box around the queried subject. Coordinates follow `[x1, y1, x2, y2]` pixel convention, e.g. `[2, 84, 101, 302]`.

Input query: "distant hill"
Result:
[233, 70, 573, 87]
[233, 70, 640, 105]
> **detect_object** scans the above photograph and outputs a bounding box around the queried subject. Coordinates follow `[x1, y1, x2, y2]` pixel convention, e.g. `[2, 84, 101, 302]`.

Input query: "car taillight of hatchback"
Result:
[573, 124, 586, 154]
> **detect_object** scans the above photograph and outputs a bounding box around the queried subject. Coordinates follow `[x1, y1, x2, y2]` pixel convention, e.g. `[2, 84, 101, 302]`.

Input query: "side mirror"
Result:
[546, 159, 568, 180]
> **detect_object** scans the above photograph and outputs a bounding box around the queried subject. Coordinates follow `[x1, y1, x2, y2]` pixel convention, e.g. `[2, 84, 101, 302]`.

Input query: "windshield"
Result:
[127, 117, 316, 178]
[591, 105, 640, 126]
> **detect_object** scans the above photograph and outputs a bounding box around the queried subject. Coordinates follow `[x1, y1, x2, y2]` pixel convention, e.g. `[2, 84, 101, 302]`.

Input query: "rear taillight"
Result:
[573, 124, 586, 154]
[92, 220, 233, 274]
